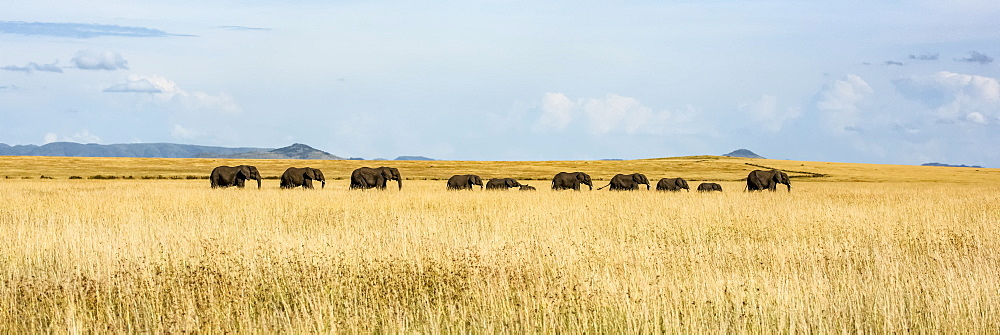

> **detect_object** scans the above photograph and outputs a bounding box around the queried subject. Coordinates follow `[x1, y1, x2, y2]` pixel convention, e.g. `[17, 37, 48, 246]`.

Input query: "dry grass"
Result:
[0, 157, 998, 332]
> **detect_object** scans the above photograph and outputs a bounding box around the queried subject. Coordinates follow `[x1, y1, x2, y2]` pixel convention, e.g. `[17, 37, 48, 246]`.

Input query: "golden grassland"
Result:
[2, 154, 998, 183]
[0, 156, 998, 332]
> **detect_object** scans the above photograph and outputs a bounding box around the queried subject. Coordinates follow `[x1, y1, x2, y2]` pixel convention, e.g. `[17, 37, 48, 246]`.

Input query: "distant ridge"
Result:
[0, 142, 267, 158]
[395, 156, 435, 161]
[723, 149, 765, 159]
[0, 142, 347, 160]
[199, 143, 343, 160]
[922, 162, 983, 168]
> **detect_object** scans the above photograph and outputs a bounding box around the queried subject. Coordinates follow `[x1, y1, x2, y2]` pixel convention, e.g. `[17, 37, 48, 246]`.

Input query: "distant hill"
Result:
[395, 156, 435, 161]
[0, 142, 347, 160]
[922, 162, 983, 168]
[0, 142, 267, 158]
[723, 149, 765, 159]
[199, 143, 343, 160]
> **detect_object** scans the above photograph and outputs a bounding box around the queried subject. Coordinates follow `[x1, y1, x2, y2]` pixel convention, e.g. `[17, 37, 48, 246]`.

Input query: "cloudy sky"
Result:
[2, 1, 998, 165]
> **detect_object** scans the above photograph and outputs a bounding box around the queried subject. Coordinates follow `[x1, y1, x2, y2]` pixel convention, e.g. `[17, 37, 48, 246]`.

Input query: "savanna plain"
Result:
[1, 156, 998, 333]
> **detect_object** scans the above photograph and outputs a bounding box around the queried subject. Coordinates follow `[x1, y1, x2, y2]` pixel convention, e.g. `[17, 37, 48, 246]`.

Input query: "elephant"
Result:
[551, 172, 593, 191]
[597, 173, 651, 191]
[697, 182, 723, 192]
[280, 167, 325, 189]
[350, 167, 402, 190]
[656, 178, 689, 192]
[210, 165, 261, 189]
[746, 169, 791, 192]
[519, 185, 536, 191]
[447, 174, 483, 190]
[485, 178, 523, 190]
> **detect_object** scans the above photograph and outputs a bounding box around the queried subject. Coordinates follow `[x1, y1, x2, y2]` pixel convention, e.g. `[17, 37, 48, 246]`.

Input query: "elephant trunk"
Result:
[321, 180, 326, 189]
[396, 178, 402, 190]
[256, 178, 261, 189]
[786, 183, 791, 192]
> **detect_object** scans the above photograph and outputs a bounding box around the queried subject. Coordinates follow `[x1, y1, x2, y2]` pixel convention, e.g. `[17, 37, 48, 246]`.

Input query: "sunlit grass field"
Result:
[0, 156, 998, 332]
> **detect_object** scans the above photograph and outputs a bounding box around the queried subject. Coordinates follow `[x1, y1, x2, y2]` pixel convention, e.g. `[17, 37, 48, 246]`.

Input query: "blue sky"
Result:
[2, 1, 998, 165]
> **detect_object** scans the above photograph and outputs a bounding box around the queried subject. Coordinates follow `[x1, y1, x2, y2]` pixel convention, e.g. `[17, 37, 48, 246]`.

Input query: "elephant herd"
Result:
[210, 165, 791, 192]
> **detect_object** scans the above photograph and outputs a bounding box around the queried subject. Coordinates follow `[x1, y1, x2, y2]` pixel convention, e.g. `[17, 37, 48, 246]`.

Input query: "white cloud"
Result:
[104, 75, 243, 115]
[966, 112, 986, 124]
[1, 61, 63, 73]
[43, 129, 102, 144]
[170, 124, 197, 139]
[188, 92, 242, 115]
[581, 94, 651, 134]
[739, 94, 801, 132]
[534, 92, 575, 131]
[893, 71, 999, 125]
[816, 74, 873, 134]
[533, 93, 699, 135]
[0, 21, 176, 39]
[103, 78, 162, 93]
[72, 50, 128, 70]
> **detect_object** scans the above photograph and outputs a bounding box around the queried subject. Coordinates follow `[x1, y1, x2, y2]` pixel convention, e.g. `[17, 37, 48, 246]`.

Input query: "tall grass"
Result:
[0, 179, 997, 332]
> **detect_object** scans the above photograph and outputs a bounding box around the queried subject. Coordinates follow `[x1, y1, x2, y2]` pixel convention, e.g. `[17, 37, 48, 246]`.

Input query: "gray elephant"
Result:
[280, 167, 326, 189]
[519, 185, 536, 191]
[350, 167, 402, 190]
[485, 178, 523, 190]
[447, 174, 483, 190]
[746, 169, 791, 192]
[551, 172, 593, 191]
[210, 165, 262, 189]
[597, 173, 650, 190]
[656, 178, 689, 192]
[697, 182, 723, 192]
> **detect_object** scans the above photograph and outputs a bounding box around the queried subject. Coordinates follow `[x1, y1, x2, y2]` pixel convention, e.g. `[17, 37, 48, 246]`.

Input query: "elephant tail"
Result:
[596, 182, 611, 190]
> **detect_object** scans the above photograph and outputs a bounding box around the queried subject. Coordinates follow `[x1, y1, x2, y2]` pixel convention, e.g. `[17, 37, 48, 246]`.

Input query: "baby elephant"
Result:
[485, 177, 523, 190]
[519, 185, 536, 191]
[697, 182, 723, 192]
